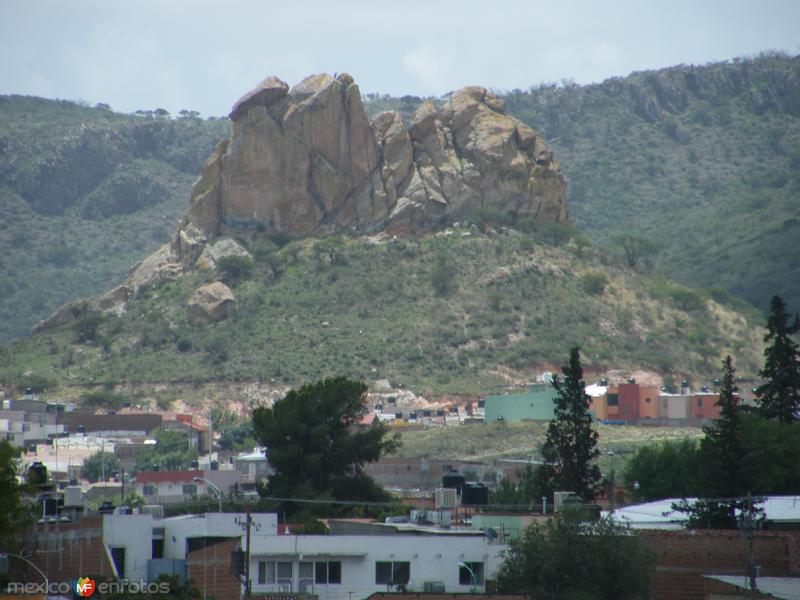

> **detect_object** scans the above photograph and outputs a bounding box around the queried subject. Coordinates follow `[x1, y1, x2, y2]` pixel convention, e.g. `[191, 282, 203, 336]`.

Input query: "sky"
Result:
[1, 0, 798, 117]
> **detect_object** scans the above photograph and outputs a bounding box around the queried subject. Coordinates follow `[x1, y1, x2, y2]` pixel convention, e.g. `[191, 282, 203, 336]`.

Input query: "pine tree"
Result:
[675, 356, 761, 529]
[703, 356, 744, 497]
[756, 295, 800, 423]
[541, 347, 601, 501]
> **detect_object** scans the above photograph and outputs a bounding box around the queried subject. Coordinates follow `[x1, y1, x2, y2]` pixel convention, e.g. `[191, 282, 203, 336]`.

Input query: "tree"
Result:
[431, 255, 457, 296]
[496, 508, 652, 600]
[134, 429, 198, 473]
[702, 356, 745, 498]
[755, 295, 800, 423]
[0, 441, 28, 548]
[614, 234, 658, 269]
[673, 357, 763, 529]
[624, 438, 700, 502]
[82, 451, 121, 483]
[540, 347, 601, 501]
[252, 377, 399, 512]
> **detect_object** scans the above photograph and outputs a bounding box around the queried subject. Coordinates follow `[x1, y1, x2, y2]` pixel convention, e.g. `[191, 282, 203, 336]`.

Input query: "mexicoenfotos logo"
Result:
[73, 576, 97, 597]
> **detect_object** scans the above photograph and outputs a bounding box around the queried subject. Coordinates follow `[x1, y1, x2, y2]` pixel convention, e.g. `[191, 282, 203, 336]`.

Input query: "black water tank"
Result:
[461, 482, 489, 506]
[442, 472, 466, 495]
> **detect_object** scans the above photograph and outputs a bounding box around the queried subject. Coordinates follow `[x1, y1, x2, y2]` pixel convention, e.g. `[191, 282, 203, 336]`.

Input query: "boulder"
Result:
[186, 282, 236, 324]
[196, 237, 252, 270]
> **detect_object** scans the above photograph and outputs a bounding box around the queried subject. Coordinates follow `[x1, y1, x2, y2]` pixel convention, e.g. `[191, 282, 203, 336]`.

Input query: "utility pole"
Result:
[244, 510, 252, 600]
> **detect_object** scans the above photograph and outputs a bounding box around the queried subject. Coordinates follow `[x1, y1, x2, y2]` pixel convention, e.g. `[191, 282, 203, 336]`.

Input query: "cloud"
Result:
[402, 48, 455, 95]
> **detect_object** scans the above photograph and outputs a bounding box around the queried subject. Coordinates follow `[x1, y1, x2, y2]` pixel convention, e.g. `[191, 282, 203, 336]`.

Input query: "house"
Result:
[0, 398, 66, 447]
[133, 469, 204, 504]
[483, 384, 556, 422]
[691, 391, 722, 420]
[58, 412, 162, 437]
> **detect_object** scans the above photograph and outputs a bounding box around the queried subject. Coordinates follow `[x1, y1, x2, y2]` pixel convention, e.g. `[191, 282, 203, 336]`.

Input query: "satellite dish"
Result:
[542, 372, 554, 384]
[485, 527, 498, 540]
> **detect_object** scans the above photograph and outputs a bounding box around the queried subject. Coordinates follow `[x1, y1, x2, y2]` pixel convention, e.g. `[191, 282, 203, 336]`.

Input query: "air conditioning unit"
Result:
[435, 487, 457, 509]
[423, 581, 446, 593]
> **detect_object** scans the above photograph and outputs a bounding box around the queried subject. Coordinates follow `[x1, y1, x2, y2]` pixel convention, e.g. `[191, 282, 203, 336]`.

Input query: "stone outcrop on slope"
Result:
[174, 72, 568, 267]
[33, 73, 569, 332]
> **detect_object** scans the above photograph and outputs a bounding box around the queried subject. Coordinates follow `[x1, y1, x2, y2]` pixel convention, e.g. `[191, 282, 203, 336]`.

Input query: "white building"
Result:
[247, 531, 507, 600]
[103, 512, 278, 581]
[99, 511, 506, 600]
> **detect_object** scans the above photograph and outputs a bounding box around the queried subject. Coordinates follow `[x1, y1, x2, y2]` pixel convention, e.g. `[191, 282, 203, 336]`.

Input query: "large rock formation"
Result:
[33, 73, 570, 332]
[175, 72, 568, 266]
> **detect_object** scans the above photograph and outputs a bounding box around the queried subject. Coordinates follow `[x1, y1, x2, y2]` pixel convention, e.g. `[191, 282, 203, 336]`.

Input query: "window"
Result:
[375, 561, 410, 585]
[697, 398, 703, 407]
[607, 394, 619, 406]
[459, 562, 485, 585]
[142, 485, 156, 496]
[182, 484, 197, 495]
[315, 561, 341, 584]
[258, 561, 292, 587]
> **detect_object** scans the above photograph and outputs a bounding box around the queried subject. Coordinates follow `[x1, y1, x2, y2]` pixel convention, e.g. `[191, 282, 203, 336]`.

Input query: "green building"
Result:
[483, 383, 557, 422]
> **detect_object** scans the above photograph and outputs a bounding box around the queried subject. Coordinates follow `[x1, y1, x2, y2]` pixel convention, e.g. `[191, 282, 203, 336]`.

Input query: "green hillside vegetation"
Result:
[392, 420, 703, 467]
[0, 96, 230, 342]
[500, 53, 800, 314]
[364, 53, 800, 315]
[0, 229, 763, 400]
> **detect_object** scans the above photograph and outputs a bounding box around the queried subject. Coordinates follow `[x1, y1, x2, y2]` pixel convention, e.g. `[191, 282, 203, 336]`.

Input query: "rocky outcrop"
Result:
[171, 72, 568, 268]
[186, 282, 236, 324]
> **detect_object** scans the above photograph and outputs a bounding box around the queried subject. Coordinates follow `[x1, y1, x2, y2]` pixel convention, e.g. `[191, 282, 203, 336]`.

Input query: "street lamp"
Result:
[458, 561, 477, 593]
[193, 477, 223, 513]
[0, 553, 49, 598]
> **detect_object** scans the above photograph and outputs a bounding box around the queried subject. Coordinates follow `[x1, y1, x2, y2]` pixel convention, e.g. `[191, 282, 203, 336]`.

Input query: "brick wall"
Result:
[643, 529, 800, 600]
[16, 516, 114, 584]
[186, 537, 241, 600]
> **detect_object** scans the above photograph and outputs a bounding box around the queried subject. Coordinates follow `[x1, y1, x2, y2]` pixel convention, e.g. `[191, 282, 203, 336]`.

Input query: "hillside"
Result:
[0, 96, 230, 342]
[0, 229, 763, 402]
[1, 55, 796, 346]
[365, 54, 800, 314]
[502, 53, 800, 314]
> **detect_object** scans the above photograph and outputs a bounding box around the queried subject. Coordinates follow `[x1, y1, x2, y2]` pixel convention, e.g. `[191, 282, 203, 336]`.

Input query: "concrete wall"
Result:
[103, 513, 155, 581]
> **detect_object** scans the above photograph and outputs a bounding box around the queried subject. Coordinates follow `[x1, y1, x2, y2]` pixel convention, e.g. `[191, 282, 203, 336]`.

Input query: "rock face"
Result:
[174, 72, 568, 267]
[186, 282, 236, 324]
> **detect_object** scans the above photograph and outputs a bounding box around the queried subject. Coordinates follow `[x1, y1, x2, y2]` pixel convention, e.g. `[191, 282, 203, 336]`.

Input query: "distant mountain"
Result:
[500, 53, 800, 314]
[0, 74, 768, 402]
[0, 96, 230, 342]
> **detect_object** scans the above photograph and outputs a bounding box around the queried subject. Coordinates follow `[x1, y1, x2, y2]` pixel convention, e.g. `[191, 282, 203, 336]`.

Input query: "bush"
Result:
[431, 256, 457, 296]
[74, 312, 104, 343]
[82, 389, 127, 410]
[217, 255, 254, 285]
[581, 272, 609, 295]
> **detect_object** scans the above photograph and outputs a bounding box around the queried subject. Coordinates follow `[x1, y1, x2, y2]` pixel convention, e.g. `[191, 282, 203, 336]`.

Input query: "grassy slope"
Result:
[393, 421, 703, 471]
[0, 96, 230, 342]
[0, 230, 763, 400]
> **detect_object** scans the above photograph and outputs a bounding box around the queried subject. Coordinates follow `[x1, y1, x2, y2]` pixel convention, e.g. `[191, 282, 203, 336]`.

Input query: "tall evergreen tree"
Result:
[756, 295, 800, 423]
[702, 356, 744, 497]
[541, 347, 601, 501]
[674, 356, 760, 529]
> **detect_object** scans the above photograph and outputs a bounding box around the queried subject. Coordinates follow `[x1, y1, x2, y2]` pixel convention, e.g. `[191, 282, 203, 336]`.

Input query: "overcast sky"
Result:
[2, 0, 798, 117]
